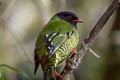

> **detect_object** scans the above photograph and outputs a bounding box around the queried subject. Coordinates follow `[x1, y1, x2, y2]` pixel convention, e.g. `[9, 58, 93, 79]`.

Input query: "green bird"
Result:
[34, 11, 83, 80]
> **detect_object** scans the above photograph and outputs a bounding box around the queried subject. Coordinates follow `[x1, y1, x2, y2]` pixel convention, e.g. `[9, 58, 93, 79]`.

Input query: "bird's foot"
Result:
[70, 49, 77, 54]
[54, 70, 63, 80]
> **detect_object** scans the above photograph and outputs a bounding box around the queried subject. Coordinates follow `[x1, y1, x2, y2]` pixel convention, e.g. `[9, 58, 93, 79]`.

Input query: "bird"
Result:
[34, 11, 84, 80]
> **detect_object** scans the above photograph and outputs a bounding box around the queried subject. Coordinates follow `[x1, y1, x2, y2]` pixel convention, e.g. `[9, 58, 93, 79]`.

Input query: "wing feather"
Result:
[44, 31, 74, 58]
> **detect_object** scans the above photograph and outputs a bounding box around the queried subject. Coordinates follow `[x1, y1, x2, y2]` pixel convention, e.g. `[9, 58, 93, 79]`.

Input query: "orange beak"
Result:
[73, 19, 84, 23]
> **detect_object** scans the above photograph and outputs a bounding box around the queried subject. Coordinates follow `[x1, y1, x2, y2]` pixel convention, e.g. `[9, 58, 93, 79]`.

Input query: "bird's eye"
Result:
[67, 16, 72, 19]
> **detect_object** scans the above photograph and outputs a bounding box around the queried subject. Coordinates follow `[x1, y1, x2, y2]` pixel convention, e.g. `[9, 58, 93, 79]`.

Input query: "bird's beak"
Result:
[73, 19, 84, 23]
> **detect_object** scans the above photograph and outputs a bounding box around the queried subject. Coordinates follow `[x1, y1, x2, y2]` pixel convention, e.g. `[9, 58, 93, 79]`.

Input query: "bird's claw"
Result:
[70, 49, 77, 54]
[54, 70, 63, 80]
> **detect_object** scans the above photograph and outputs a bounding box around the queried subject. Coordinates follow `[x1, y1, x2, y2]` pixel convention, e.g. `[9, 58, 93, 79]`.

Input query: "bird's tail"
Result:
[43, 69, 56, 80]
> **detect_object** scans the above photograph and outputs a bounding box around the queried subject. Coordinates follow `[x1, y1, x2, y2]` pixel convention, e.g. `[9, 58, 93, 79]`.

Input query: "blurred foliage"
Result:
[0, 64, 28, 77]
[0, 0, 120, 80]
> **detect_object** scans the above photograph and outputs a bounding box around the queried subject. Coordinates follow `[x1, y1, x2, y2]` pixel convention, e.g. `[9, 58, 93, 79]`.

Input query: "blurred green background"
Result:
[0, 0, 120, 80]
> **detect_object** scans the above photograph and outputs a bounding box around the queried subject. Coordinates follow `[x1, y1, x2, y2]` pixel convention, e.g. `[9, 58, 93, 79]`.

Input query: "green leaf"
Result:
[0, 64, 29, 77]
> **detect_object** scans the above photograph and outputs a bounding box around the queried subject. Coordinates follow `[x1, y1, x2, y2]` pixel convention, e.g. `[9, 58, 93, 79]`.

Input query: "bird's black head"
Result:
[57, 11, 84, 27]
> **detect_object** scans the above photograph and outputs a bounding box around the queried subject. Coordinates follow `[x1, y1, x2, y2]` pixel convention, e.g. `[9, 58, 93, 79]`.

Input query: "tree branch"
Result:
[58, 0, 120, 80]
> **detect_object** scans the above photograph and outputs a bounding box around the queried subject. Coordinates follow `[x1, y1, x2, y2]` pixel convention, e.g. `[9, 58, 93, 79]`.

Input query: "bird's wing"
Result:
[44, 31, 74, 58]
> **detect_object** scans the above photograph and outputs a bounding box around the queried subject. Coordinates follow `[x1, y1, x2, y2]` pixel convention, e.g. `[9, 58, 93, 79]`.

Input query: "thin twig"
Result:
[88, 48, 100, 58]
[58, 0, 120, 80]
